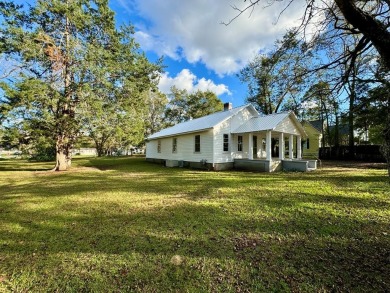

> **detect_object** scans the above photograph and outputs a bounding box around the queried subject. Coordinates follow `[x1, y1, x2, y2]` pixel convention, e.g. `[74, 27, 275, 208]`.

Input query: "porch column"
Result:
[266, 130, 272, 161]
[279, 133, 284, 160]
[297, 135, 302, 159]
[289, 134, 294, 159]
[248, 133, 253, 160]
[259, 136, 264, 158]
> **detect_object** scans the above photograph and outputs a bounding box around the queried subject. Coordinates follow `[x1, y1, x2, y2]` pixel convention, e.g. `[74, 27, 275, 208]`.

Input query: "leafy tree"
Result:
[78, 42, 156, 157]
[144, 90, 168, 136]
[164, 87, 223, 126]
[354, 84, 390, 176]
[0, 79, 56, 156]
[0, 0, 161, 169]
[227, 0, 390, 177]
[239, 31, 311, 114]
[342, 61, 372, 153]
[0, 125, 25, 151]
[81, 103, 145, 157]
[0, 117, 55, 160]
[301, 82, 335, 145]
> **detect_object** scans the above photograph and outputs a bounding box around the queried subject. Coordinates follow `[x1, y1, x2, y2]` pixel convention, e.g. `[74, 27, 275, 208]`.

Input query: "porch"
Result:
[231, 130, 317, 172]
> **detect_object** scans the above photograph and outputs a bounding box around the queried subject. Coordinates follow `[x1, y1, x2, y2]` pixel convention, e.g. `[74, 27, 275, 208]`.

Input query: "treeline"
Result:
[0, 1, 223, 169]
[1, 0, 389, 177]
[234, 1, 389, 176]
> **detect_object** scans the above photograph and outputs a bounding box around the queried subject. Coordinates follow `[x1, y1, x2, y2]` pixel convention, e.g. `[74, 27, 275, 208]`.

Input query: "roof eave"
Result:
[147, 127, 214, 140]
[231, 128, 273, 134]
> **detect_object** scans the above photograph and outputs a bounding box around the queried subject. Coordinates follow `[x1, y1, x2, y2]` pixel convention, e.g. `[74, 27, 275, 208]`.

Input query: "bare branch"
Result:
[221, 0, 262, 26]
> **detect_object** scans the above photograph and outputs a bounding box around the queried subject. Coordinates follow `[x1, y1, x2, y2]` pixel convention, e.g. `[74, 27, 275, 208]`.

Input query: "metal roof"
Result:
[147, 104, 255, 140]
[232, 112, 306, 136]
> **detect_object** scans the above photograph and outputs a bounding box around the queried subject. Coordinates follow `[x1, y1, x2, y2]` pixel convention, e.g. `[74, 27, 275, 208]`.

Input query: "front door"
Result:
[253, 135, 258, 159]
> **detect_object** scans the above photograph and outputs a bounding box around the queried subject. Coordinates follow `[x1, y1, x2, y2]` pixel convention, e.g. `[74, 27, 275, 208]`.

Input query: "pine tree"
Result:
[0, 0, 161, 170]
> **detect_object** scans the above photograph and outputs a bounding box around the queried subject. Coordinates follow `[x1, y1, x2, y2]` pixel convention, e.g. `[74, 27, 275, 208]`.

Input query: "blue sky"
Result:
[109, 0, 308, 106]
[9, 0, 308, 107]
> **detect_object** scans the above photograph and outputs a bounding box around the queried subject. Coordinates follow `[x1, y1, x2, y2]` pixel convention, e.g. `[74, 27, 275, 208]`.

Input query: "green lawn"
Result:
[0, 157, 389, 292]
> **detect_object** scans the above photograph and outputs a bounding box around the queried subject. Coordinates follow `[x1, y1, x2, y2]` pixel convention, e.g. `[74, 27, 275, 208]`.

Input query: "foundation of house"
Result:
[146, 158, 317, 172]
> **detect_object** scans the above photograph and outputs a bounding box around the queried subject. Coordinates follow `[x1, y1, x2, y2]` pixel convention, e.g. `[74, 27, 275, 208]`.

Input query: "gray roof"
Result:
[232, 112, 290, 133]
[232, 112, 306, 136]
[328, 124, 349, 135]
[306, 120, 323, 132]
[147, 104, 256, 140]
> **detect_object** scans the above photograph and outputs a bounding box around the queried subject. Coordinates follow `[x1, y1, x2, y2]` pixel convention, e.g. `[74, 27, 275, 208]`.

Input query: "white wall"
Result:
[230, 133, 250, 159]
[274, 117, 302, 136]
[230, 107, 254, 130]
[146, 129, 214, 162]
[212, 107, 257, 163]
[213, 119, 232, 163]
[146, 106, 260, 164]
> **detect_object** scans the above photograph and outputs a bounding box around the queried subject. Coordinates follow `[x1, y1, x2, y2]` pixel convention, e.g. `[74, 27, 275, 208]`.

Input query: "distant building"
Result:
[72, 148, 97, 156]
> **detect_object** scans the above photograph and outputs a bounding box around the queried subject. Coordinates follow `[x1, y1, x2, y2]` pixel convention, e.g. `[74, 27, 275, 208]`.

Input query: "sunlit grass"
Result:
[0, 157, 389, 292]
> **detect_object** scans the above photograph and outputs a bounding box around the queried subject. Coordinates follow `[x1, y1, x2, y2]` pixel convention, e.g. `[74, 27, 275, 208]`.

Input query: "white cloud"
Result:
[301, 101, 318, 109]
[158, 69, 231, 96]
[122, 0, 311, 75]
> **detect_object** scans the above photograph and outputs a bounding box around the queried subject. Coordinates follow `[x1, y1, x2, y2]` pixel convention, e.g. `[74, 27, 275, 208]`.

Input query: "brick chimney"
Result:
[223, 102, 232, 111]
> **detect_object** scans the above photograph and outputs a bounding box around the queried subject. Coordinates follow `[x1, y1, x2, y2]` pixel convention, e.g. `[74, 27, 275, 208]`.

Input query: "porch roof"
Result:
[231, 112, 306, 136]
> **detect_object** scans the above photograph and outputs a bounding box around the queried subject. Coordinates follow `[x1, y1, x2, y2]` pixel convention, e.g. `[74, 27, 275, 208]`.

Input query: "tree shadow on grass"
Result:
[1, 188, 389, 292]
[0, 158, 389, 291]
[0, 160, 54, 171]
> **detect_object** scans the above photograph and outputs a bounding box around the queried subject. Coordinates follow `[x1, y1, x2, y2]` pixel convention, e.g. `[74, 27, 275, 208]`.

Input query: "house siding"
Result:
[213, 107, 256, 163]
[231, 134, 249, 159]
[231, 108, 256, 160]
[302, 123, 321, 157]
[274, 117, 302, 135]
[213, 119, 232, 163]
[146, 129, 214, 163]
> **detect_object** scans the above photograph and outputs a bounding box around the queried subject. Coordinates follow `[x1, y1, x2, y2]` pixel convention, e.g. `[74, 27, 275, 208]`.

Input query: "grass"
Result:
[0, 157, 389, 292]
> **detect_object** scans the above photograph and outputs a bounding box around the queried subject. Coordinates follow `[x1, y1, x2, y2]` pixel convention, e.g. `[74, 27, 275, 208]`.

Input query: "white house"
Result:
[146, 103, 317, 172]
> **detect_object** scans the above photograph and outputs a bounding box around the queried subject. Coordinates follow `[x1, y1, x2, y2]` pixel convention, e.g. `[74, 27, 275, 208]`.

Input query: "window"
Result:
[238, 135, 243, 152]
[172, 138, 177, 153]
[223, 134, 229, 152]
[306, 138, 310, 149]
[157, 140, 161, 153]
[194, 135, 201, 153]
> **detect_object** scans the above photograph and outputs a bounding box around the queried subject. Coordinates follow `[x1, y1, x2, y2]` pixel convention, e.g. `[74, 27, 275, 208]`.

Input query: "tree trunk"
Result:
[348, 93, 355, 151]
[97, 145, 104, 157]
[320, 111, 325, 148]
[347, 73, 356, 159]
[334, 0, 390, 71]
[384, 93, 390, 179]
[383, 128, 390, 178]
[94, 140, 104, 157]
[334, 114, 339, 147]
[55, 135, 71, 171]
[54, 7, 73, 171]
[323, 102, 331, 146]
[56, 152, 67, 171]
